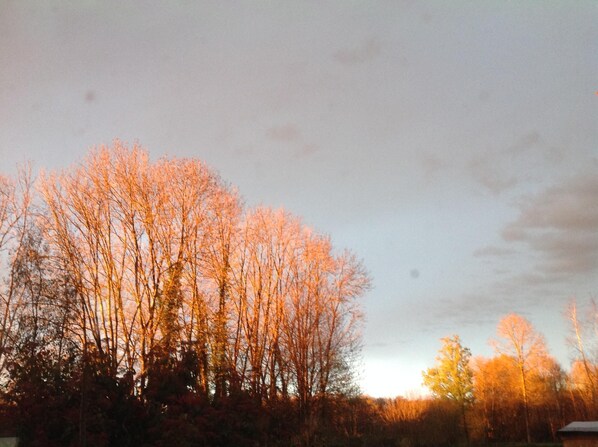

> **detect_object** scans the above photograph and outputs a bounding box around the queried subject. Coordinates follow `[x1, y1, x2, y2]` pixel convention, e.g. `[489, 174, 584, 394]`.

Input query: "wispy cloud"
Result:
[434, 293, 511, 328]
[502, 169, 598, 276]
[265, 124, 318, 159]
[473, 246, 517, 258]
[420, 152, 447, 180]
[468, 154, 518, 195]
[466, 131, 556, 195]
[506, 131, 542, 156]
[266, 124, 301, 142]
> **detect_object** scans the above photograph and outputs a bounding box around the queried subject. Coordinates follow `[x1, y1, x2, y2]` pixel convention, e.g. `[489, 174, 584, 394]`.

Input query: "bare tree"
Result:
[493, 313, 548, 443]
[0, 167, 34, 379]
[0, 143, 374, 446]
[36, 141, 370, 445]
[472, 354, 521, 442]
[566, 299, 598, 416]
[40, 143, 241, 394]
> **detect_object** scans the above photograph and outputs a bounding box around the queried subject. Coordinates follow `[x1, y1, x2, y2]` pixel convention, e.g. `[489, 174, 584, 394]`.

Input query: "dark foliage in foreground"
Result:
[0, 344, 585, 447]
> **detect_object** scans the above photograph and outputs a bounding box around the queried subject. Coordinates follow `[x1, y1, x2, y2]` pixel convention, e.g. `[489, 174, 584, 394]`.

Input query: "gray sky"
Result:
[1, 1, 597, 396]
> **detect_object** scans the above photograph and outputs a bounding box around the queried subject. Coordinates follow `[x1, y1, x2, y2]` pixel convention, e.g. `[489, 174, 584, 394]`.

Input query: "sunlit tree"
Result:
[0, 142, 373, 445]
[423, 334, 473, 442]
[472, 354, 520, 442]
[493, 313, 548, 443]
[39, 143, 242, 389]
[566, 299, 598, 417]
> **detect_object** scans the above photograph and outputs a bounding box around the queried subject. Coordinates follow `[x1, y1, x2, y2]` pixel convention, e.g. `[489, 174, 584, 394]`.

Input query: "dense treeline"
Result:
[419, 312, 598, 446]
[0, 143, 369, 446]
[0, 143, 595, 446]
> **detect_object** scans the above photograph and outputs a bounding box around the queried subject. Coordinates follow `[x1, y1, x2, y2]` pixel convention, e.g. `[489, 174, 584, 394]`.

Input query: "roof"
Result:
[559, 422, 598, 434]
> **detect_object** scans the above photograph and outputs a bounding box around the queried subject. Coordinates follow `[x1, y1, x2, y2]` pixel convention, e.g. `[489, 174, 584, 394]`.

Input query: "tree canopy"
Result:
[422, 335, 473, 404]
[0, 142, 371, 446]
[423, 335, 473, 441]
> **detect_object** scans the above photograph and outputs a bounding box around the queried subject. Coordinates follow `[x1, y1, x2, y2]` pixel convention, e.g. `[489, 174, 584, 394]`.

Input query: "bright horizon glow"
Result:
[360, 359, 430, 399]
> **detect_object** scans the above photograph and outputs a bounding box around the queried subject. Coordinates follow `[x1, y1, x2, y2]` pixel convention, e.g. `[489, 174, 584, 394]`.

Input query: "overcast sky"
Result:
[1, 1, 597, 397]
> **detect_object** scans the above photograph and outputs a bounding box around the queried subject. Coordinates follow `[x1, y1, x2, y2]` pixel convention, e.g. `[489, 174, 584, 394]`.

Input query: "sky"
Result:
[1, 1, 597, 397]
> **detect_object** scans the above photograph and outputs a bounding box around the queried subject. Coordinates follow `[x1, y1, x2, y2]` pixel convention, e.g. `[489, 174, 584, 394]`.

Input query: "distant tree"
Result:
[493, 313, 548, 444]
[423, 335, 473, 442]
[566, 299, 598, 417]
[569, 359, 598, 418]
[527, 354, 567, 440]
[472, 354, 521, 442]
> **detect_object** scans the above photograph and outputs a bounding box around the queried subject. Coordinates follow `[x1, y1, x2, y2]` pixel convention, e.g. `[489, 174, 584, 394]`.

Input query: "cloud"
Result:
[498, 271, 570, 291]
[420, 152, 447, 180]
[505, 172, 598, 234]
[296, 144, 318, 158]
[333, 38, 381, 66]
[473, 246, 517, 258]
[502, 169, 598, 276]
[434, 292, 511, 328]
[467, 131, 561, 195]
[506, 131, 542, 156]
[468, 154, 518, 195]
[265, 124, 318, 159]
[266, 124, 301, 142]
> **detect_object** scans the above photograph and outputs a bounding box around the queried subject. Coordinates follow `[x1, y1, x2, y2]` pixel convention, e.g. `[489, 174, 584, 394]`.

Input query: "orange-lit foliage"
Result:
[468, 315, 567, 443]
[494, 313, 549, 443]
[0, 142, 371, 446]
[472, 354, 522, 441]
[372, 397, 461, 446]
[570, 360, 598, 395]
[567, 300, 598, 418]
[569, 359, 598, 418]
